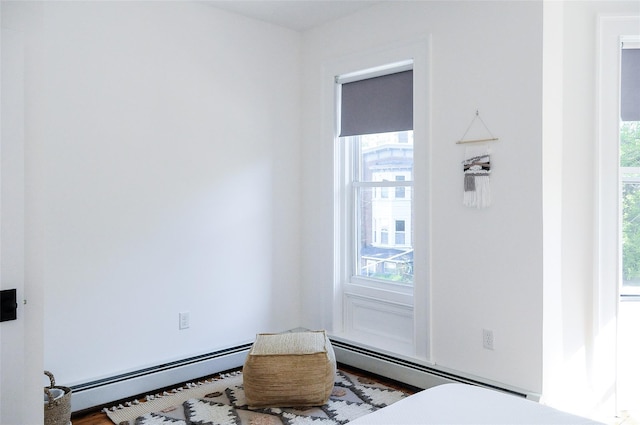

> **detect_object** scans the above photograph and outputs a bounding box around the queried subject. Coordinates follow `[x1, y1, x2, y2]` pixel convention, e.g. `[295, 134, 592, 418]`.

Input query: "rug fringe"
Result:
[101, 370, 243, 413]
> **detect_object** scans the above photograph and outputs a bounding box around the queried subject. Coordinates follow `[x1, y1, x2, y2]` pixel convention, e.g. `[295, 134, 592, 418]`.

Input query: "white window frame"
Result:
[596, 15, 640, 413]
[325, 39, 431, 360]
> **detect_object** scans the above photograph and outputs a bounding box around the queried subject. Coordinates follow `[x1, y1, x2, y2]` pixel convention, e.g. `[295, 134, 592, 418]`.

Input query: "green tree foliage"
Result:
[620, 122, 640, 167]
[620, 121, 640, 283]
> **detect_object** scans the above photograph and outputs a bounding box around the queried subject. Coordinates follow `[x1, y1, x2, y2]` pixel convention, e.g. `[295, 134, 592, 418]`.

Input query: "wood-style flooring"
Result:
[71, 364, 420, 425]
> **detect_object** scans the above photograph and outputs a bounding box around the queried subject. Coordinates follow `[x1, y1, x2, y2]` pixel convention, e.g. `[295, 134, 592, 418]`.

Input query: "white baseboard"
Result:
[70, 344, 251, 412]
[70, 333, 540, 413]
[330, 337, 540, 401]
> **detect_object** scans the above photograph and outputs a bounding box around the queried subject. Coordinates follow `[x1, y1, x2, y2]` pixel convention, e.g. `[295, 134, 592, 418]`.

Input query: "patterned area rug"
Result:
[105, 369, 409, 425]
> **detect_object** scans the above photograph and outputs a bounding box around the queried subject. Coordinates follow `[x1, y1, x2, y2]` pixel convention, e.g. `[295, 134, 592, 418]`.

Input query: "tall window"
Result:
[620, 40, 640, 299]
[338, 65, 414, 285]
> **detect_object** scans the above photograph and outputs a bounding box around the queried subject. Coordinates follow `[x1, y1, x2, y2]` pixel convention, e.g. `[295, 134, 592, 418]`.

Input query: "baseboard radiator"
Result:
[70, 337, 539, 413]
[69, 343, 252, 413]
[330, 339, 540, 401]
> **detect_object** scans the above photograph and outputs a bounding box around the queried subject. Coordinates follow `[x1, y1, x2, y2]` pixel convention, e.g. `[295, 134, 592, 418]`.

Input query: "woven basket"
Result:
[243, 330, 336, 408]
[44, 371, 72, 425]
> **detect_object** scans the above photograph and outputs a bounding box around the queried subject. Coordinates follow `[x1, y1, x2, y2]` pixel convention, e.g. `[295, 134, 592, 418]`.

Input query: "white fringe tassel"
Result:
[463, 174, 491, 208]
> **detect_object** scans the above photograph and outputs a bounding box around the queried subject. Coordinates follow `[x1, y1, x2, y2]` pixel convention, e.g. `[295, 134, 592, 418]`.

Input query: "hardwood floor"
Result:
[70, 364, 419, 425]
[72, 409, 113, 425]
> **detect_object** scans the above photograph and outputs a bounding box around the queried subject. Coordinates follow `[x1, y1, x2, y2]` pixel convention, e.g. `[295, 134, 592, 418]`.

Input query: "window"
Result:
[329, 40, 429, 358]
[395, 220, 406, 245]
[620, 41, 640, 299]
[620, 121, 640, 298]
[338, 66, 414, 285]
[395, 176, 406, 198]
[380, 227, 389, 245]
[380, 185, 389, 199]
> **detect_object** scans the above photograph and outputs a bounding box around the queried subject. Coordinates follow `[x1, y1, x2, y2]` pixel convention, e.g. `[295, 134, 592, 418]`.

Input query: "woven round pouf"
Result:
[243, 330, 336, 408]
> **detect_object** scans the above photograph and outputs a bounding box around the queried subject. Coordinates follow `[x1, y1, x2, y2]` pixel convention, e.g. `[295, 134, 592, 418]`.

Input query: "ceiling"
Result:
[205, 1, 382, 32]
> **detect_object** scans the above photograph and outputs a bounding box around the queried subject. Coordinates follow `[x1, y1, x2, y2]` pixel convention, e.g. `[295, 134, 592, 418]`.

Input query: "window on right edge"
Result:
[620, 40, 640, 299]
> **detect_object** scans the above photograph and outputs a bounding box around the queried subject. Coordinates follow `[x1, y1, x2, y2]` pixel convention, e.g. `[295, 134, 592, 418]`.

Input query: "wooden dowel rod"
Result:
[456, 137, 499, 145]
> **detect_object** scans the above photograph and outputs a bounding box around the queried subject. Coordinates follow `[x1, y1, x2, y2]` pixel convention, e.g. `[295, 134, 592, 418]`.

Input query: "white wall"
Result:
[301, 0, 544, 394]
[2, 2, 45, 423]
[2, 0, 303, 406]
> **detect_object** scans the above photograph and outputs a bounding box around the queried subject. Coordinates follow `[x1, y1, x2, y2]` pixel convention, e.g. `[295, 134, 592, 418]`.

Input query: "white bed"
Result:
[349, 383, 604, 424]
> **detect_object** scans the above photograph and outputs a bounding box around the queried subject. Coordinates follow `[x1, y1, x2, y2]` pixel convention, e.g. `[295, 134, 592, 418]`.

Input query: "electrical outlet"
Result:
[179, 311, 190, 330]
[482, 329, 494, 350]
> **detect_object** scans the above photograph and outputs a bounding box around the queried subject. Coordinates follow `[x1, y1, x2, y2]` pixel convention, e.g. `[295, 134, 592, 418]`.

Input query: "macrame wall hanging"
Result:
[462, 148, 491, 208]
[456, 111, 499, 209]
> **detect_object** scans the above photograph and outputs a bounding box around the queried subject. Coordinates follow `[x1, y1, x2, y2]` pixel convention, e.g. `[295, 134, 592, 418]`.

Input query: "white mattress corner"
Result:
[349, 383, 604, 425]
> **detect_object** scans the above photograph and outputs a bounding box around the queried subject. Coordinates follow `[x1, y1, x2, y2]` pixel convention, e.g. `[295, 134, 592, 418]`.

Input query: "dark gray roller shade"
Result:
[340, 70, 413, 137]
[621, 48, 640, 122]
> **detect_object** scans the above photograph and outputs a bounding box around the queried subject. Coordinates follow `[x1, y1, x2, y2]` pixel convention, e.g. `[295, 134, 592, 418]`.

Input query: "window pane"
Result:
[349, 130, 414, 285]
[620, 121, 640, 297]
[355, 188, 413, 283]
[380, 228, 389, 244]
[620, 122, 640, 167]
[357, 132, 413, 182]
[395, 176, 406, 198]
[622, 180, 640, 295]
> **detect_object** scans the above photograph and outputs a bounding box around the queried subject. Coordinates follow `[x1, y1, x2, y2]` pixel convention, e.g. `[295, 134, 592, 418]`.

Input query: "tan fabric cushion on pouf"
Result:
[243, 330, 337, 408]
